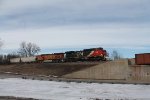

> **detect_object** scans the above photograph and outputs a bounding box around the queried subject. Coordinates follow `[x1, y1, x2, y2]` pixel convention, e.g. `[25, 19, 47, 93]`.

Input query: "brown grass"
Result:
[0, 62, 98, 76]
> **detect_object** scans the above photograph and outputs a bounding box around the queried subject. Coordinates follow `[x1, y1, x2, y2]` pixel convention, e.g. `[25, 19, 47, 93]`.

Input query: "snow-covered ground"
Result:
[0, 78, 150, 100]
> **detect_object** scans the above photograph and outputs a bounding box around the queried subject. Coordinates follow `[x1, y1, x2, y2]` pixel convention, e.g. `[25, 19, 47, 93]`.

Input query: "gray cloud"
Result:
[1, 24, 150, 50]
[1, 0, 150, 29]
[0, 0, 150, 53]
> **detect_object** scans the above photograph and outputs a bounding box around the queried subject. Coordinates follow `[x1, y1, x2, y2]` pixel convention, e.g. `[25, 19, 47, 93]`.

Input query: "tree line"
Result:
[0, 39, 40, 64]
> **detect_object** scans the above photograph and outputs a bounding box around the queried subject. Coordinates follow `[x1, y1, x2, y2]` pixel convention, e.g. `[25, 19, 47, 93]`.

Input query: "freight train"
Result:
[10, 47, 108, 63]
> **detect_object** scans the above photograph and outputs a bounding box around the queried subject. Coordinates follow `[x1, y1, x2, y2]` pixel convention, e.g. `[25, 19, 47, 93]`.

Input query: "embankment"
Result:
[0, 62, 98, 76]
[0, 60, 150, 84]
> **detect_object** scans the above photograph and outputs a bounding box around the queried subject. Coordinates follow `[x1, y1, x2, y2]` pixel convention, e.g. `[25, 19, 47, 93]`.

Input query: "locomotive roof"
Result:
[65, 51, 82, 53]
[83, 47, 103, 51]
[40, 53, 64, 55]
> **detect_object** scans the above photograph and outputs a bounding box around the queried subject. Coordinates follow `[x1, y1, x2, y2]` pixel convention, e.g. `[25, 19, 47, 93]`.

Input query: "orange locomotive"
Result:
[36, 53, 64, 62]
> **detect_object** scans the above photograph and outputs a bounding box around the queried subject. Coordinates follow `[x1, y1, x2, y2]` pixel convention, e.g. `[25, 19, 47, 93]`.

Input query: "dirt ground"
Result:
[0, 62, 98, 77]
[0, 96, 39, 100]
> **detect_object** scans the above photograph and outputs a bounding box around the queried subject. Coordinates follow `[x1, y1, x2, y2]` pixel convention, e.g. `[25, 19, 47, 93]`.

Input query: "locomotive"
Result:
[10, 47, 108, 63]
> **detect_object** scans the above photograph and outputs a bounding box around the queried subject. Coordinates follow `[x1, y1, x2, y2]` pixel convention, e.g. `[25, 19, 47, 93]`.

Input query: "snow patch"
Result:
[0, 78, 149, 100]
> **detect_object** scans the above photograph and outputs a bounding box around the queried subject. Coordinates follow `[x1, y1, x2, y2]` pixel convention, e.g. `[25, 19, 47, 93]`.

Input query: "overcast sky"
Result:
[0, 0, 150, 57]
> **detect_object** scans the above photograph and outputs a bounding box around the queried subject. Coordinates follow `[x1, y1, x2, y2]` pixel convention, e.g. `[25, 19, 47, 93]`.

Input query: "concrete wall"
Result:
[63, 59, 129, 80]
[128, 65, 150, 83]
[63, 59, 150, 83]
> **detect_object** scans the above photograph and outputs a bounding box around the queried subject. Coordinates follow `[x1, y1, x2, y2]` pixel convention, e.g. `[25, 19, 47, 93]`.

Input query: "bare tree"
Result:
[18, 41, 40, 57]
[0, 39, 4, 64]
[7, 52, 20, 58]
[0, 38, 3, 49]
[111, 50, 122, 60]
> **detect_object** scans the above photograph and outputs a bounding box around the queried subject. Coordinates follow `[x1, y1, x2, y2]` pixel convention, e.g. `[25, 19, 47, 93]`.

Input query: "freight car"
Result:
[135, 53, 150, 65]
[10, 47, 108, 63]
[10, 56, 36, 63]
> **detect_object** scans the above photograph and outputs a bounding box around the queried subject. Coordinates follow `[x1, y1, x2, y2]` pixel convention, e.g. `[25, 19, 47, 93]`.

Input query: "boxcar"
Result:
[135, 53, 150, 65]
